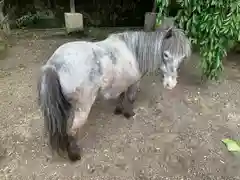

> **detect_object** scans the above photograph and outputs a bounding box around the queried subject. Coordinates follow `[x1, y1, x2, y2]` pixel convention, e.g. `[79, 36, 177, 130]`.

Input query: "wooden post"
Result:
[70, 0, 75, 13]
[144, 0, 158, 31]
[152, 0, 157, 13]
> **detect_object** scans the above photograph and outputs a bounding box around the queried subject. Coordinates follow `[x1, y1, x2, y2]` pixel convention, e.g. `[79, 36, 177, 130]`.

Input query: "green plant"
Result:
[16, 12, 40, 28]
[156, 0, 240, 80]
[156, 0, 170, 26]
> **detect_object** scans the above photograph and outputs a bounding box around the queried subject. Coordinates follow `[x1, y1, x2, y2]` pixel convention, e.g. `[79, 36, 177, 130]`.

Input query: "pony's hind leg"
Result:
[67, 134, 81, 161]
[67, 88, 97, 161]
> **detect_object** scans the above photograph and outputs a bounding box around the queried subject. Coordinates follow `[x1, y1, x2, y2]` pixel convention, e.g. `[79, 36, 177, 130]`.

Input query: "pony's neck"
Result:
[120, 31, 166, 74]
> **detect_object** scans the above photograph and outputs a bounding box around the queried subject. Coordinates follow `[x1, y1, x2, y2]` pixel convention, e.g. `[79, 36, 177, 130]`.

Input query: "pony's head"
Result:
[160, 27, 191, 89]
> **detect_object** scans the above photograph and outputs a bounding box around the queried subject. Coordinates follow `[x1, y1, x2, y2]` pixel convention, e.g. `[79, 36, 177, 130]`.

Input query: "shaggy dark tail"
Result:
[37, 66, 72, 154]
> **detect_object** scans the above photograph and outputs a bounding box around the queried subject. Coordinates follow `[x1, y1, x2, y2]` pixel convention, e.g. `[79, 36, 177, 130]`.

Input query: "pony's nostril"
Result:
[164, 83, 174, 89]
[164, 83, 170, 88]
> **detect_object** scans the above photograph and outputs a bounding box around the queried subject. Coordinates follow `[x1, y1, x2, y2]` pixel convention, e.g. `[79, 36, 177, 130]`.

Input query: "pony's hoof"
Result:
[67, 137, 81, 162]
[67, 145, 81, 162]
[114, 107, 123, 115]
[123, 111, 135, 119]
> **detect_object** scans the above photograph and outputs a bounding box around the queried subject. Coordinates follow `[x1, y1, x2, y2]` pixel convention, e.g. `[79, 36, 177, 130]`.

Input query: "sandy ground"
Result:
[0, 30, 240, 180]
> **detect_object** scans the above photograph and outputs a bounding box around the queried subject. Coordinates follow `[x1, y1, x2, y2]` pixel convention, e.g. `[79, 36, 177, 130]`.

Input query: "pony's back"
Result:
[43, 41, 104, 96]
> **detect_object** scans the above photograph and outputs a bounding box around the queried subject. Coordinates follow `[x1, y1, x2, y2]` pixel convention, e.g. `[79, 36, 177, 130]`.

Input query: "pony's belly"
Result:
[102, 90, 121, 100]
[101, 83, 126, 99]
[101, 78, 132, 99]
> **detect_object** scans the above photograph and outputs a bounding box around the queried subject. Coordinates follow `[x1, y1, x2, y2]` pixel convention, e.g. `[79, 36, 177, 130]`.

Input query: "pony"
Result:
[37, 26, 191, 162]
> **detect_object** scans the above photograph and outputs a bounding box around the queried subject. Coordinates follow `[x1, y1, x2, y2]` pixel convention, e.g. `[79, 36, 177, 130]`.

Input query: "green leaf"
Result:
[222, 138, 240, 152]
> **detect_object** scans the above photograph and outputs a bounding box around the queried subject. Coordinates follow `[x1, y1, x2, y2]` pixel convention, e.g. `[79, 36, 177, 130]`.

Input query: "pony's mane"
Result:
[108, 27, 191, 74]
[109, 30, 168, 73]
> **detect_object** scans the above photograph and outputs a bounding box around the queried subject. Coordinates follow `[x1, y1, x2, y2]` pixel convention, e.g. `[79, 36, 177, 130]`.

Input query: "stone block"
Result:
[64, 12, 83, 33]
[144, 12, 157, 32]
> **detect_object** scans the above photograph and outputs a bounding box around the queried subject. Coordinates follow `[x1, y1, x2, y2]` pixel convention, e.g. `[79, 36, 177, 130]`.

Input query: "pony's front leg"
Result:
[67, 92, 97, 161]
[122, 81, 140, 118]
[114, 81, 140, 119]
[114, 92, 125, 115]
[114, 92, 134, 118]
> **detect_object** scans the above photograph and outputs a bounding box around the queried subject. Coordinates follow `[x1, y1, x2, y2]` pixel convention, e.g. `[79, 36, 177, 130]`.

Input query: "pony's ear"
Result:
[164, 27, 173, 39]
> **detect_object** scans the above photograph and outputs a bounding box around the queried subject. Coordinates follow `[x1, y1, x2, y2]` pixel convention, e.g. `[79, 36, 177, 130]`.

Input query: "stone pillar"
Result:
[64, 0, 84, 34]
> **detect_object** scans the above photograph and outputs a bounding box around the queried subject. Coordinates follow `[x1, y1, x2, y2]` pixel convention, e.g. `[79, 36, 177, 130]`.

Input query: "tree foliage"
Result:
[156, 0, 169, 25]
[156, 0, 240, 80]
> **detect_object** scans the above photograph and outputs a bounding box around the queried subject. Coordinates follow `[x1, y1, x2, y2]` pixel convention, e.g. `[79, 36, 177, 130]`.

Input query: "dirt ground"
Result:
[1, 30, 240, 180]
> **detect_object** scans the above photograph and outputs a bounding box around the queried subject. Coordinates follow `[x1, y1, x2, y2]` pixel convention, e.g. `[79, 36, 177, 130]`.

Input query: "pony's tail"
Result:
[37, 65, 72, 154]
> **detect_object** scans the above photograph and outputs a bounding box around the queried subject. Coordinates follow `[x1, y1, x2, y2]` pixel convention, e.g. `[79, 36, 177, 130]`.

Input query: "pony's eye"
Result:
[163, 52, 169, 59]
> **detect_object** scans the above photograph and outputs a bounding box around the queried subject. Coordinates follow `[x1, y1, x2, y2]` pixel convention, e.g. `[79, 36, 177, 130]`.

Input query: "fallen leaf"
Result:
[222, 138, 240, 152]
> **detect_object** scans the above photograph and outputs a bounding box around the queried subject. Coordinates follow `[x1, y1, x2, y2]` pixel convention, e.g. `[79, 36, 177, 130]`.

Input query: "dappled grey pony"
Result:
[37, 27, 191, 161]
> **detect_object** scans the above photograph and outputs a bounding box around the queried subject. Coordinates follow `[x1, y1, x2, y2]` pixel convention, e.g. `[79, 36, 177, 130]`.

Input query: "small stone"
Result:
[87, 164, 95, 174]
[134, 156, 139, 160]
[115, 157, 127, 170]
[101, 164, 110, 173]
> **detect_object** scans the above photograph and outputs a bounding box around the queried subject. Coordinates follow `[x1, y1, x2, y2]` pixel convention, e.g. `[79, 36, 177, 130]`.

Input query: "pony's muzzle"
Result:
[163, 76, 177, 89]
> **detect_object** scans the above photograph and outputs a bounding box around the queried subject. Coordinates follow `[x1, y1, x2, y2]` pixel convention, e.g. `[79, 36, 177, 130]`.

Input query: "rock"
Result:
[87, 164, 95, 174]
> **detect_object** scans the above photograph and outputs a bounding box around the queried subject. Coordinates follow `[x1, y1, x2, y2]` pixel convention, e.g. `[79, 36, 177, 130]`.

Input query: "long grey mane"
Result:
[110, 30, 167, 73]
[108, 27, 191, 74]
